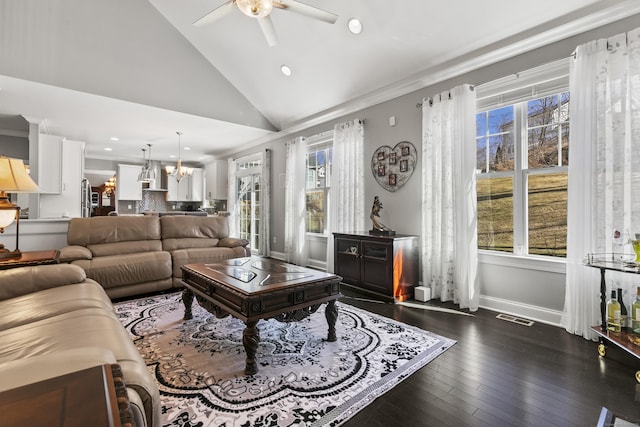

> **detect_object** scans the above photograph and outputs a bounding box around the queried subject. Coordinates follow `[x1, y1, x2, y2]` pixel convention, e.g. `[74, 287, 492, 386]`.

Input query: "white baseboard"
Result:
[479, 295, 563, 327]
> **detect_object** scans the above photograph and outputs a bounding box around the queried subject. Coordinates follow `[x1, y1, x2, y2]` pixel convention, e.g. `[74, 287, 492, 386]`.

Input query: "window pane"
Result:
[527, 96, 558, 127]
[477, 176, 513, 252]
[488, 106, 513, 134]
[528, 125, 558, 168]
[528, 173, 567, 257]
[476, 107, 514, 173]
[476, 112, 487, 138]
[476, 137, 487, 172]
[306, 190, 325, 233]
[527, 93, 570, 168]
[490, 134, 514, 172]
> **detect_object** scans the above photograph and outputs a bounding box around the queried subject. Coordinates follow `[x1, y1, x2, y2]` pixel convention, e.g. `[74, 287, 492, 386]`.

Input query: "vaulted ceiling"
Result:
[0, 0, 638, 164]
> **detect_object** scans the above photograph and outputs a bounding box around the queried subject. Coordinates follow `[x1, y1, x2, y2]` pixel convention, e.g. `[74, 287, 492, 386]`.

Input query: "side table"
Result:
[0, 364, 134, 427]
[0, 249, 60, 270]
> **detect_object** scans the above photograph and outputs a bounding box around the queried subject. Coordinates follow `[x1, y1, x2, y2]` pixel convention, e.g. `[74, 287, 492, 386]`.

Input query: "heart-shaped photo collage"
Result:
[370, 141, 417, 192]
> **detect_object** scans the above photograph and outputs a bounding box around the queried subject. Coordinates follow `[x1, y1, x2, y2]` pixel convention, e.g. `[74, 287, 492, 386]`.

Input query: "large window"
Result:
[305, 133, 333, 234]
[476, 92, 569, 257]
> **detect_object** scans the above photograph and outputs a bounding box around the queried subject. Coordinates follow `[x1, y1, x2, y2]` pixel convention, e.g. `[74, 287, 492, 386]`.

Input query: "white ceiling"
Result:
[0, 0, 638, 166]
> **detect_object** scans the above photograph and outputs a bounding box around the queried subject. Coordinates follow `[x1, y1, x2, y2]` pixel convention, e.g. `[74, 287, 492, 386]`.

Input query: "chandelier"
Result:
[137, 143, 156, 183]
[165, 132, 193, 182]
[104, 175, 116, 197]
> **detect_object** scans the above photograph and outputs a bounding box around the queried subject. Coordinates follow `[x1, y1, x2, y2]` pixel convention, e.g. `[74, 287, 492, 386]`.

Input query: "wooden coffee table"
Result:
[181, 257, 342, 375]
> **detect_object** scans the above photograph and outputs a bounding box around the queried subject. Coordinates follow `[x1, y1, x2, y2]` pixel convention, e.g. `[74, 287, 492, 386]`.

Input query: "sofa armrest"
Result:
[0, 264, 90, 301]
[218, 237, 250, 248]
[59, 245, 93, 263]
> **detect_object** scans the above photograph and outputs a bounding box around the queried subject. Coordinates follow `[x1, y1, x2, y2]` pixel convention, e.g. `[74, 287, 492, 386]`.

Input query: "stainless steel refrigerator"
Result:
[81, 178, 92, 217]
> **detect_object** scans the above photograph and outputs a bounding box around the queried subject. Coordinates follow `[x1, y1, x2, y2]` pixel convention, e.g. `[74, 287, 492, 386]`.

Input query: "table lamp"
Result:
[0, 156, 40, 259]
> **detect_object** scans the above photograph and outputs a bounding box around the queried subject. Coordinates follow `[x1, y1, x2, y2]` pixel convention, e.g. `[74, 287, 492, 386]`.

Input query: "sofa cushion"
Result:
[0, 281, 113, 331]
[160, 216, 229, 251]
[88, 240, 163, 257]
[67, 216, 161, 247]
[72, 251, 172, 289]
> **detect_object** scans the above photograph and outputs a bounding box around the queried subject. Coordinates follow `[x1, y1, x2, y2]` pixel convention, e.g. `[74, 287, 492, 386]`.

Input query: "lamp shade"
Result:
[0, 156, 41, 193]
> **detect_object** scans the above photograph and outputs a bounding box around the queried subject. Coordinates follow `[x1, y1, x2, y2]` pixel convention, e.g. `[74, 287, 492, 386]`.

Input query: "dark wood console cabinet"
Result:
[333, 231, 419, 302]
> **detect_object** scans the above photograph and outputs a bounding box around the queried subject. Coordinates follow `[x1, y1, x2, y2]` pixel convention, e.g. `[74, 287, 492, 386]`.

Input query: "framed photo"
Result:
[377, 151, 386, 161]
[377, 164, 385, 177]
[401, 146, 410, 156]
[389, 174, 397, 186]
[400, 159, 408, 172]
[389, 152, 397, 165]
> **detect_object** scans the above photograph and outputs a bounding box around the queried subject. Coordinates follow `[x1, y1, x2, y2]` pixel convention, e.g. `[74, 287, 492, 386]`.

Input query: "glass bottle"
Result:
[607, 290, 621, 334]
[617, 287, 628, 330]
[632, 286, 640, 345]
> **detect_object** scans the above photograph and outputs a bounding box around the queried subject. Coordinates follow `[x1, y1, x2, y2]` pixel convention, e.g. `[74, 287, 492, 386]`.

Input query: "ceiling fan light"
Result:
[237, 0, 273, 18]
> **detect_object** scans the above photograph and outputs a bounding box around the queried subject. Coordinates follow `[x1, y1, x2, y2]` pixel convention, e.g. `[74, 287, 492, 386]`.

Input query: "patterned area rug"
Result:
[114, 292, 455, 427]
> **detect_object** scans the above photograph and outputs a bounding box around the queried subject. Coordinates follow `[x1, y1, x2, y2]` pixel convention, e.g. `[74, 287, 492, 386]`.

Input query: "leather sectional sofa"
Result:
[0, 215, 251, 426]
[0, 264, 161, 427]
[59, 215, 251, 299]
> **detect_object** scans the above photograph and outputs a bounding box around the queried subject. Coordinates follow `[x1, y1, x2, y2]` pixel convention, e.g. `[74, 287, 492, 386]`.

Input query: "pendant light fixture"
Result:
[165, 132, 193, 182]
[137, 144, 156, 183]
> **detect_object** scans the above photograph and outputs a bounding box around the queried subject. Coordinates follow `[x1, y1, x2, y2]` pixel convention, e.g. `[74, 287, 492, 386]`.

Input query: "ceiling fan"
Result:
[193, 0, 338, 47]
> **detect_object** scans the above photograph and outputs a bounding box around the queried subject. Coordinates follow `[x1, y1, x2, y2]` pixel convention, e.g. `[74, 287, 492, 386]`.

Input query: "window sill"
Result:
[478, 250, 566, 274]
[306, 233, 328, 241]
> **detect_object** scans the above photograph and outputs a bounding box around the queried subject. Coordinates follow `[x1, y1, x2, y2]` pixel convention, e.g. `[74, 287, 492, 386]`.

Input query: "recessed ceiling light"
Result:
[280, 65, 292, 77]
[184, 147, 191, 150]
[348, 18, 362, 35]
[169, 155, 176, 158]
[104, 147, 112, 151]
[109, 137, 119, 141]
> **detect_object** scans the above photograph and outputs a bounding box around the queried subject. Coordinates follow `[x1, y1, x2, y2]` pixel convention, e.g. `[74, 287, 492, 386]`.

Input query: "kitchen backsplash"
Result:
[117, 191, 202, 214]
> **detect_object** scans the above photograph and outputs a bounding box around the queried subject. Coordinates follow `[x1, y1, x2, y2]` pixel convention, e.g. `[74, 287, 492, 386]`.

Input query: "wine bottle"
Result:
[617, 287, 628, 330]
[632, 286, 640, 345]
[607, 290, 621, 333]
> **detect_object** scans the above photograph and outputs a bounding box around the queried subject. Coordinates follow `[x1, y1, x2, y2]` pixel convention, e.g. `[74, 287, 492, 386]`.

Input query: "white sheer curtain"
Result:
[326, 119, 365, 273]
[421, 84, 479, 311]
[284, 137, 308, 266]
[562, 27, 640, 339]
[259, 149, 271, 257]
[227, 158, 238, 237]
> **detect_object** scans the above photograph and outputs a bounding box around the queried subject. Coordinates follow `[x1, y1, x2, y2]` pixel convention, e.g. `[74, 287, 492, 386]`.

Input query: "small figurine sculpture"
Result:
[370, 196, 394, 235]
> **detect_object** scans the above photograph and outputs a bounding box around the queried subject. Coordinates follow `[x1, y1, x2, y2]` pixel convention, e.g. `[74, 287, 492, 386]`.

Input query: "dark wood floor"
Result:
[338, 288, 640, 427]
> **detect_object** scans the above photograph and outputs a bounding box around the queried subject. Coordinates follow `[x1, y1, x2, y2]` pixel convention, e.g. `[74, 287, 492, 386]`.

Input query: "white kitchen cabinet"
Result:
[190, 168, 204, 202]
[204, 160, 227, 200]
[37, 135, 62, 194]
[116, 164, 142, 201]
[167, 168, 203, 202]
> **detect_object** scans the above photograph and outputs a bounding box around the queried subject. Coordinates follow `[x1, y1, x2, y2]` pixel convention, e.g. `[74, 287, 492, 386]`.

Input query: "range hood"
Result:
[142, 161, 167, 191]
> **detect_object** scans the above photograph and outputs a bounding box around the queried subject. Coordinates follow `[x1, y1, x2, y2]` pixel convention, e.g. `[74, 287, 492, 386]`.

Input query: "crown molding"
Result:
[0, 128, 28, 138]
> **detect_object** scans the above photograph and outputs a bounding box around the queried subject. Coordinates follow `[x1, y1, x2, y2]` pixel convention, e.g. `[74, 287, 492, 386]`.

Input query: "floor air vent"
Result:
[496, 313, 534, 327]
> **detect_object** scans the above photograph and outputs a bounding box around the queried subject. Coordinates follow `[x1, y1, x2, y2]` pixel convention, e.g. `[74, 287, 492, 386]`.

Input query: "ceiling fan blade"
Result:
[257, 16, 278, 47]
[274, 0, 338, 24]
[193, 1, 236, 27]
